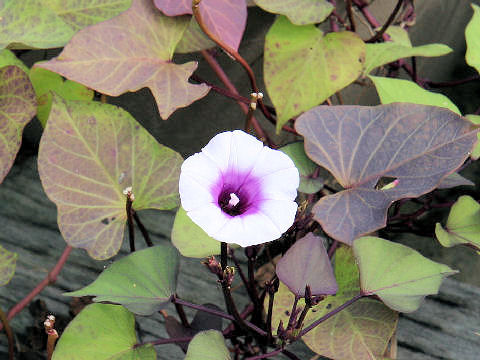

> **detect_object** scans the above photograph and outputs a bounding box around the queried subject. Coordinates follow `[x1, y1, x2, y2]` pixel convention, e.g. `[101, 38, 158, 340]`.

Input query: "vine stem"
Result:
[366, 0, 404, 43]
[200, 50, 273, 145]
[0, 245, 73, 331]
[126, 194, 135, 252]
[0, 307, 14, 360]
[297, 293, 363, 337]
[172, 297, 267, 336]
[245, 347, 283, 360]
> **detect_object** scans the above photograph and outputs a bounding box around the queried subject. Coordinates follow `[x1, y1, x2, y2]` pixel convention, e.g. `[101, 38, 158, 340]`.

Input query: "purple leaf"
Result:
[276, 232, 337, 296]
[37, 0, 209, 120]
[154, 0, 247, 51]
[0, 65, 36, 184]
[296, 104, 478, 245]
[437, 172, 474, 189]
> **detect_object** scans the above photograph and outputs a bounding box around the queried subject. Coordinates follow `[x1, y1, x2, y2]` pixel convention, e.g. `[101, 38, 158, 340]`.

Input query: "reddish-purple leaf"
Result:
[37, 0, 209, 120]
[0, 65, 36, 184]
[276, 232, 337, 296]
[154, 0, 247, 51]
[296, 104, 478, 245]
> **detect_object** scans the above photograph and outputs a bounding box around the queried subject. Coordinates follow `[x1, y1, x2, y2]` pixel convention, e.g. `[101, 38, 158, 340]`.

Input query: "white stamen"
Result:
[228, 193, 240, 207]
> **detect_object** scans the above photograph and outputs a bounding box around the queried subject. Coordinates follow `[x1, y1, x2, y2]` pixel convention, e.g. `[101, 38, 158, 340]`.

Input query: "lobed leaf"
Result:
[0, 0, 131, 50]
[154, 0, 246, 51]
[171, 207, 220, 258]
[296, 103, 478, 245]
[364, 42, 452, 75]
[52, 304, 156, 360]
[38, 96, 183, 259]
[435, 195, 480, 250]
[369, 76, 460, 114]
[466, 114, 480, 159]
[0, 245, 17, 286]
[66, 245, 179, 315]
[353, 237, 457, 312]
[384, 26, 411, 47]
[185, 330, 231, 360]
[254, 0, 333, 25]
[437, 172, 474, 189]
[0, 65, 36, 184]
[37, 0, 209, 120]
[30, 66, 94, 127]
[466, 4, 480, 74]
[264, 16, 365, 132]
[176, 18, 216, 54]
[270, 246, 397, 360]
[276, 232, 337, 296]
[280, 142, 323, 194]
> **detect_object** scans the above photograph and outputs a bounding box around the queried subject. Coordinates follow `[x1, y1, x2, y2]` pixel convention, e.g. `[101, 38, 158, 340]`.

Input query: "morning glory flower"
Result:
[179, 130, 299, 247]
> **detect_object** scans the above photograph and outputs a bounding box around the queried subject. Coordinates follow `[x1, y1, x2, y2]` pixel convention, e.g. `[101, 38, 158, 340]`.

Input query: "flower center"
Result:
[218, 188, 249, 216]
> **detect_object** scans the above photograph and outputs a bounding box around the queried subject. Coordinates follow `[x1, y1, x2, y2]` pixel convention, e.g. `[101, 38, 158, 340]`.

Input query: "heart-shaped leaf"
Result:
[38, 0, 209, 120]
[353, 237, 457, 312]
[296, 103, 478, 245]
[0, 0, 132, 50]
[66, 245, 179, 315]
[0, 245, 17, 286]
[384, 26, 411, 47]
[264, 16, 365, 132]
[466, 4, 480, 74]
[0, 65, 36, 184]
[276, 232, 337, 296]
[435, 195, 480, 250]
[369, 75, 460, 114]
[437, 172, 474, 189]
[280, 142, 323, 194]
[185, 330, 231, 360]
[364, 42, 451, 75]
[269, 246, 397, 360]
[154, 0, 246, 51]
[52, 304, 156, 360]
[30, 66, 94, 127]
[38, 96, 183, 259]
[302, 246, 397, 360]
[254, 0, 333, 25]
[0, 49, 28, 72]
[171, 206, 221, 258]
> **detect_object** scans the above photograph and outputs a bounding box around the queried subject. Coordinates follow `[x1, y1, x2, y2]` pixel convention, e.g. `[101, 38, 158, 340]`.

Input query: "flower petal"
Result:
[202, 130, 264, 174]
[187, 203, 230, 236]
[255, 199, 298, 234]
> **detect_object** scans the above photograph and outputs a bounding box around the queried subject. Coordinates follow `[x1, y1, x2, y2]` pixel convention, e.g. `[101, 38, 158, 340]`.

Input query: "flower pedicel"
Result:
[179, 130, 300, 247]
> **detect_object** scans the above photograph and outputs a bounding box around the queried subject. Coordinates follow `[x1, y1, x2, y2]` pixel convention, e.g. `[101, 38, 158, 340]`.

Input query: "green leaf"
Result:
[465, 114, 480, 160]
[171, 207, 220, 258]
[0, 0, 132, 50]
[264, 16, 365, 132]
[66, 245, 179, 315]
[435, 195, 480, 251]
[38, 96, 183, 259]
[52, 304, 156, 360]
[185, 330, 231, 360]
[254, 0, 333, 25]
[176, 18, 215, 54]
[369, 75, 461, 114]
[364, 42, 452, 75]
[466, 4, 480, 74]
[0, 245, 17, 286]
[301, 246, 397, 360]
[0, 49, 28, 72]
[384, 26, 411, 47]
[280, 142, 323, 194]
[30, 66, 94, 127]
[353, 237, 457, 312]
[0, 65, 36, 184]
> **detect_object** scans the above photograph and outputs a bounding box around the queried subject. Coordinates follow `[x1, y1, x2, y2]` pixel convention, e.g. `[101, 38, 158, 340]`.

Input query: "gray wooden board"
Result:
[1, 156, 480, 359]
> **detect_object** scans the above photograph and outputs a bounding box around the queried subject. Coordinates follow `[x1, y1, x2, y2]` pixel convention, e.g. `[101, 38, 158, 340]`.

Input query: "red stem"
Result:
[0, 308, 14, 360]
[0, 245, 73, 331]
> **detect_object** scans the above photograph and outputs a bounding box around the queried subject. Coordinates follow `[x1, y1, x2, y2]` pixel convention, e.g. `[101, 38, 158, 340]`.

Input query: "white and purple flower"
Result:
[179, 130, 299, 247]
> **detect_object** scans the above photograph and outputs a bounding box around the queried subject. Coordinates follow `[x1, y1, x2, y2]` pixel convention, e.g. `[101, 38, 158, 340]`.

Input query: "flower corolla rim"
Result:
[179, 130, 300, 247]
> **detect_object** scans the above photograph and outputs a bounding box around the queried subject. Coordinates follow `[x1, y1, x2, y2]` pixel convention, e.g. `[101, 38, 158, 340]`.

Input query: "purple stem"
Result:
[298, 294, 364, 337]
